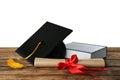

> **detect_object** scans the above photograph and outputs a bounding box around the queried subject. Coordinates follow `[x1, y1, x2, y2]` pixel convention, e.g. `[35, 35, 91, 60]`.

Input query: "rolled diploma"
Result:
[34, 58, 105, 68]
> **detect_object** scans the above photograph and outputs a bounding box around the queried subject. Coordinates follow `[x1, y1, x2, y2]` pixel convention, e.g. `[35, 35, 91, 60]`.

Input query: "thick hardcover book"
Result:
[65, 42, 107, 59]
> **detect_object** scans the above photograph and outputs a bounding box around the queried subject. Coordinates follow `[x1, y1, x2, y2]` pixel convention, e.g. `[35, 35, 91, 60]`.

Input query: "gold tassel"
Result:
[7, 42, 41, 69]
[7, 59, 24, 69]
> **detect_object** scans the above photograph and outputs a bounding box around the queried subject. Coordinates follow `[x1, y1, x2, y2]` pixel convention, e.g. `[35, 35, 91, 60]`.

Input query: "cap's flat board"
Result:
[16, 22, 72, 64]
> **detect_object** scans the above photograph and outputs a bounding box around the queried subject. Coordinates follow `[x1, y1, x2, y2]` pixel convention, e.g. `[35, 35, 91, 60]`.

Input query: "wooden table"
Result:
[0, 47, 120, 80]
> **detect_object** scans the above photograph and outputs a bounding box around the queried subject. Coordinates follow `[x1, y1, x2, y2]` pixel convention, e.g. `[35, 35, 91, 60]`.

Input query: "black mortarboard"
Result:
[16, 21, 72, 64]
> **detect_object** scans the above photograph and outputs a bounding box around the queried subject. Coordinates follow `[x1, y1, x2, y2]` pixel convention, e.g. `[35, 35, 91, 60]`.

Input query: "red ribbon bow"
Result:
[57, 54, 108, 77]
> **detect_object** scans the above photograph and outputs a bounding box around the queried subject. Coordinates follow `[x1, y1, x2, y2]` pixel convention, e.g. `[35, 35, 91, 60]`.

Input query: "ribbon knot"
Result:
[57, 54, 108, 77]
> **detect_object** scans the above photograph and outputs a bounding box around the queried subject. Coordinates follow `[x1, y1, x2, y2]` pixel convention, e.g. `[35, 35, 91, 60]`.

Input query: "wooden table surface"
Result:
[0, 47, 120, 80]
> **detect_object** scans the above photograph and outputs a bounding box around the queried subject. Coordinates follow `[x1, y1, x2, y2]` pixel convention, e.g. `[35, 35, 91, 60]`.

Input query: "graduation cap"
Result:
[16, 22, 73, 64]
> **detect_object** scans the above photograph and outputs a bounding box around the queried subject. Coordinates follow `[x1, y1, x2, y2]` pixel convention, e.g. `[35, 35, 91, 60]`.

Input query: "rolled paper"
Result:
[34, 58, 105, 68]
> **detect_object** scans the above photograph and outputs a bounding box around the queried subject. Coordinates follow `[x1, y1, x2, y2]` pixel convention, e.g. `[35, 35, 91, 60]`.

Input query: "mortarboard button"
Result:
[16, 21, 73, 64]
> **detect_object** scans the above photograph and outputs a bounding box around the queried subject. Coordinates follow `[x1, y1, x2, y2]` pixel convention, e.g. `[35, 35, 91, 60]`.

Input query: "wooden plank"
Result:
[1, 66, 120, 70]
[1, 52, 120, 60]
[0, 59, 32, 67]
[106, 60, 120, 67]
[107, 47, 120, 52]
[0, 67, 120, 76]
[0, 52, 120, 60]
[0, 51, 120, 60]
[0, 52, 21, 59]
[0, 47, 120, 52]
[106, 52, 120, 59]
[0, 75, 120, 80]
[0, 47, 16, 53]
[0, 48, 120, 59]
[1, 59, 120, 67]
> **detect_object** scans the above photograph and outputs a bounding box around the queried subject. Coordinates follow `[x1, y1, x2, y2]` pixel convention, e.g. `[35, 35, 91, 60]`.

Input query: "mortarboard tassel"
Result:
[7, 42, 42, 69]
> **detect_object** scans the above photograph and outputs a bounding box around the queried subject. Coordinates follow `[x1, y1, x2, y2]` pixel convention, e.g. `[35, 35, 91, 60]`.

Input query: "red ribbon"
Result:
[57, 54, 108, 77]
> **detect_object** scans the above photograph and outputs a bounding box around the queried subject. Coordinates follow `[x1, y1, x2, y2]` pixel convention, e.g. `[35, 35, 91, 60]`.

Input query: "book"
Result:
[65, 42, 107, 59]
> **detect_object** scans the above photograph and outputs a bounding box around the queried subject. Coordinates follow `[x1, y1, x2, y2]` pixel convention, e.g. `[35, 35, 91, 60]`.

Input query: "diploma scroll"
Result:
[34, 58, 105, 68]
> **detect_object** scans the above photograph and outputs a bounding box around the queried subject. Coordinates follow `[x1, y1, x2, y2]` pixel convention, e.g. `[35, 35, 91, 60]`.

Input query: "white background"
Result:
[0, 0, 120, 47]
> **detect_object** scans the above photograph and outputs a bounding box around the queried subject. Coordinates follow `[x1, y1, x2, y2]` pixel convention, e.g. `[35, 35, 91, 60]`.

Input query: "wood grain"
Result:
[0, 47, 120, 80]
